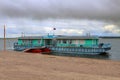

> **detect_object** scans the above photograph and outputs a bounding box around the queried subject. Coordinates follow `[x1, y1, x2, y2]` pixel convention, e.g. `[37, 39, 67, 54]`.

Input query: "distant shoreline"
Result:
[100, 36, 120, 38]
[0, 36, 120, 39]
[0, 38, 18, 39]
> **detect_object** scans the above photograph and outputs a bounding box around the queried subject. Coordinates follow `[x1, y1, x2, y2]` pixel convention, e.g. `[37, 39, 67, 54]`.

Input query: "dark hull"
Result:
[49, 47, 111, 55]
[14, 45, 111, 55]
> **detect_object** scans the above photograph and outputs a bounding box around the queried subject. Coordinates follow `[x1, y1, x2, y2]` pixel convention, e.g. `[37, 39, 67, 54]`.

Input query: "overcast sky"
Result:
[0, 0, 120, 37]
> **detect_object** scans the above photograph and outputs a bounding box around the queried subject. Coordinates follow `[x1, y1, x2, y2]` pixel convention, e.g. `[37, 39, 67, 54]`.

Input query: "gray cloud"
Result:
[0, 0, 120, 37]
[0, 0, 120, 21]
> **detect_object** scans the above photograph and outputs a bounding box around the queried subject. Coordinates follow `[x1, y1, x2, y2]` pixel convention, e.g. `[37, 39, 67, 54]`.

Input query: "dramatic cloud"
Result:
[0, 0, 120, 37]
[104, 25, 120, 34]
[0, 0, 120, 20]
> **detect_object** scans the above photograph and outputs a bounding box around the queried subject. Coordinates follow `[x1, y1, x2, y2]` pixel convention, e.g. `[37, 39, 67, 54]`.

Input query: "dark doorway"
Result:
[45, 39, 52, 45]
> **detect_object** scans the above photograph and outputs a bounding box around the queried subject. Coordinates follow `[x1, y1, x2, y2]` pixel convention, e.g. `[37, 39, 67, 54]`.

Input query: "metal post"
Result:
[4, 25, 6, 51]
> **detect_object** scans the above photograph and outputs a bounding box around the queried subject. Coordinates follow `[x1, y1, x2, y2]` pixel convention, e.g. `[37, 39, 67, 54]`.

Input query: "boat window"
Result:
[57, 40, 61, 43]
[69, 40, 72, 44]
[63, 40, 67, 44]
[22, 40, 28, 44]
[80, 40, 85, 44]
[38, 40, 41, 43]
[22, 40, 32, 44]
[29, 40, 32, 44]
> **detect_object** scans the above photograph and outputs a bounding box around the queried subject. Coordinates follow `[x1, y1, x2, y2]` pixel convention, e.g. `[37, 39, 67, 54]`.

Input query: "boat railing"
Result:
[14, 42, 111, 50]
[102, 43, 111, 48]
[14, 42, 43, 48]
[56, 43, 100, 48]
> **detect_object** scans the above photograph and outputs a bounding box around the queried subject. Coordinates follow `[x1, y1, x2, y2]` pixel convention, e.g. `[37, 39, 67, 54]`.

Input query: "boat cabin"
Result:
[17, 35, 99, 47]
[56, 36, 99, 47]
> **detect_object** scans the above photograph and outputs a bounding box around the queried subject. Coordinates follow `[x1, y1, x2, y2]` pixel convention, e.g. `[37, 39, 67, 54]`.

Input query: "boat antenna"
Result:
[21, 32, 23, 37]
[21, 32, 25, 37]
[86, 32, 91, 37]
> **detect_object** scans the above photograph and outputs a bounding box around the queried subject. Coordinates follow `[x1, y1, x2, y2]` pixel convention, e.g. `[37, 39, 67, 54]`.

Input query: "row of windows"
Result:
[57, 40, 97, 44]
[21, 39, 97, 44]
[22, 40, 41, 44]
[57, 40, 85, 44]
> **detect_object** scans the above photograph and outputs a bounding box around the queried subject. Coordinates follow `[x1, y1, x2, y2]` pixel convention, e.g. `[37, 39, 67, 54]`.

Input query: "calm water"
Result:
[99, 38, 120, 61]
[0, 38, 120, 61]
[0, 38, 17, 50]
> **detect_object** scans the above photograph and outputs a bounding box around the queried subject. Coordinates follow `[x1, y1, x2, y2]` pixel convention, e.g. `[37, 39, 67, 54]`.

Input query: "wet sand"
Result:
[0, 51, 120, 80]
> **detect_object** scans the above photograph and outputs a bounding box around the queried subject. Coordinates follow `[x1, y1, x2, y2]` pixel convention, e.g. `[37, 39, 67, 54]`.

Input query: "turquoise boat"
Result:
[14, 35, 111, 55]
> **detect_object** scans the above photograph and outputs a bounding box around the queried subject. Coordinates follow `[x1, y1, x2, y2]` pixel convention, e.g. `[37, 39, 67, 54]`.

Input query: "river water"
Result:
[0, 38, 120, 61]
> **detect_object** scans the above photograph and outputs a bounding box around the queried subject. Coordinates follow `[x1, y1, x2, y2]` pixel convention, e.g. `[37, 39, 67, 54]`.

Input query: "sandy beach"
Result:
[0, 51, 120, 80]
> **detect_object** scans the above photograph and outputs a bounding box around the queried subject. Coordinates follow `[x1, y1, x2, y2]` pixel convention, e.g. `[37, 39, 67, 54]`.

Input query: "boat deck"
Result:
[14, 43, 111, 55]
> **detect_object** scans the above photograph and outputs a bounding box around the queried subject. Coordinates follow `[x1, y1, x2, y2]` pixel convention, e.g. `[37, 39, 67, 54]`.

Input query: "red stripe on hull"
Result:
[24, 48, 51, 54]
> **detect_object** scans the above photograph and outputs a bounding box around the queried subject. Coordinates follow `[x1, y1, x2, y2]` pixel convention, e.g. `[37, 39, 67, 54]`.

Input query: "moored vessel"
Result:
[14, 35, 111, 55]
